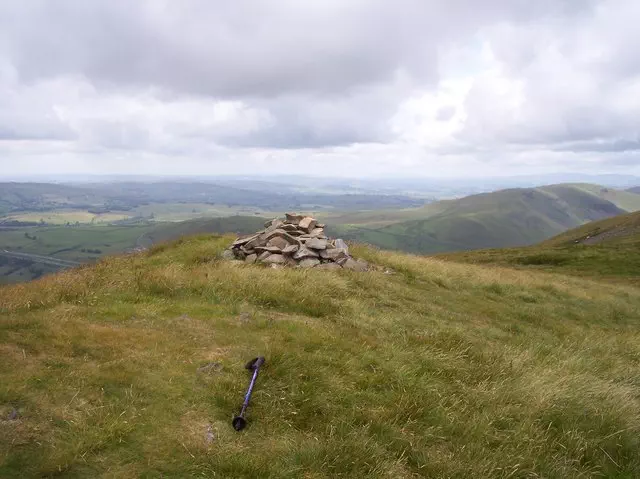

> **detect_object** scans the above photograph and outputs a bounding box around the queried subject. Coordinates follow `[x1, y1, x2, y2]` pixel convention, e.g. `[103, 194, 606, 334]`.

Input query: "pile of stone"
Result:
[223, 213, 368, 271]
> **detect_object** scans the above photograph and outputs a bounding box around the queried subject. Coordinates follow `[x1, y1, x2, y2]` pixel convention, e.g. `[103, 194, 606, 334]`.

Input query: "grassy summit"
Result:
[1, 235, 639, 477]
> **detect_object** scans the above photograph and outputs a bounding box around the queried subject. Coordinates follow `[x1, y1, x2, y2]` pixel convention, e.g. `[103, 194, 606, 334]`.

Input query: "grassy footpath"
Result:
[1, 235, 639, 477]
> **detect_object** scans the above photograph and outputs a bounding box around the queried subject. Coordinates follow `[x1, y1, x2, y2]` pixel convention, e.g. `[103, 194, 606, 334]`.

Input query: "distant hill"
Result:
[331, 183, 640, 254]
[627, 186, 640, 194]
[437, 211, 640, 283]
[0, 181, 426, 215]
[560, 183, 640, 211]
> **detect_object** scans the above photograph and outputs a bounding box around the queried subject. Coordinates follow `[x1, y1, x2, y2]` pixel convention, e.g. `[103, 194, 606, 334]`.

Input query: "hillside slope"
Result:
[438, 211, 640, 284]
[332, 184, 640, 254]
[542, 210, 640, 247]
[1, 236, 640, 477]
[557, 183, 640, 212]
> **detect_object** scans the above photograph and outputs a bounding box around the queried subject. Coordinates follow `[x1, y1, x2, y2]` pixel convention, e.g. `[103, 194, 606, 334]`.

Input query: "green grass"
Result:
[438, 211, 640, 285]
[542, 210, 640, 247]
[439, 243, 640, 284]
[1, 235, 640, 477]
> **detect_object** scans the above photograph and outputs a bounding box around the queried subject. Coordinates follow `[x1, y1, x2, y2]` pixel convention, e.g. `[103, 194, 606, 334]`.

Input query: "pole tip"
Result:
[232, 416, 247, 431]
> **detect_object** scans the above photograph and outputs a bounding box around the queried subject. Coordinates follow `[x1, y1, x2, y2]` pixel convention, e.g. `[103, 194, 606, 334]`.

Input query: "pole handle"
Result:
[245, 356, 265, 370]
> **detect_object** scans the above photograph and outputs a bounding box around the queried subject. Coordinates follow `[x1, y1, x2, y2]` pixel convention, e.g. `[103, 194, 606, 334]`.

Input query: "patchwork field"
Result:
[3, 211, 134, 225]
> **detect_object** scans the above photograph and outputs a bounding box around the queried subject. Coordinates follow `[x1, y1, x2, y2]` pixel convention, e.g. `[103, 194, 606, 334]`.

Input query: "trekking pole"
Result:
[232, 356, 265, 431]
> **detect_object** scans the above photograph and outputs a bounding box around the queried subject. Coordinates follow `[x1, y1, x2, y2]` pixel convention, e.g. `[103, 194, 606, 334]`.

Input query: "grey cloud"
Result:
[79, 120, 151, 150]
[0, 0, 596, 99]
[0, 1, 439, 98]
[554, 139, 640, 153]
[0, 125, 74, 141]
[0, 0, 638, 176]
[0, 112, 76, 142]
[218, 86, 400, 148]
[455, 0, 640, 157]
[436, 106, 456, 122]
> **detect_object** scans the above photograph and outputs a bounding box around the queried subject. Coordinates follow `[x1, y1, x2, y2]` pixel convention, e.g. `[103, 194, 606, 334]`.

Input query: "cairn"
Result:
[223, 213, 368, 271]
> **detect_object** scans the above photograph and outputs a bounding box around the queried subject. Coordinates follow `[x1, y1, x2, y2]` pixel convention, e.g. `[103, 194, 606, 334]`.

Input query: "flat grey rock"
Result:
[257, 251, 271, 261]
[267, 236, 290, 250]
[282, 244, 299, 255]
[263, 254, 287, 264]
[293, 246, 319, 260]
[285, 213, 305, 224]
[264, 229, 299, 245]
[245, 235, 266, 249]
[298, 216, 317, 232]
[306, 237, 328, 250]
[255, 246, 283, 254]
[336, 255, 350, 266]
[221, 249, 236, 260]
[320, 248, 349, 262]
[334, 238, 349, 252]
[264, 219, 284, 233]
[232, 233, 261, 247]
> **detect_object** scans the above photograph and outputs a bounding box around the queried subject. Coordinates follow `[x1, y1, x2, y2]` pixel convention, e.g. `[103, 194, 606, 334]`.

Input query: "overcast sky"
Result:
[0, 0, 639, 178]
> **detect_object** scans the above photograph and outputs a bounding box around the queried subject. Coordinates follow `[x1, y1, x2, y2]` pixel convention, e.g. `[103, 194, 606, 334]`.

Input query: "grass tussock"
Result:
[1, 234, 640, 478]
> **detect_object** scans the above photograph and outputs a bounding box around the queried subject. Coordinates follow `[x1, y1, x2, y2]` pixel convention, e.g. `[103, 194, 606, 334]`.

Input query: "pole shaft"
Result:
[239, 366, 260, 417]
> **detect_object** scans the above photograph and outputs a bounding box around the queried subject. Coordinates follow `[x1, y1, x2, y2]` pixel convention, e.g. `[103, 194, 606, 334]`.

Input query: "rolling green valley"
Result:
[3, 181, 640, 284]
